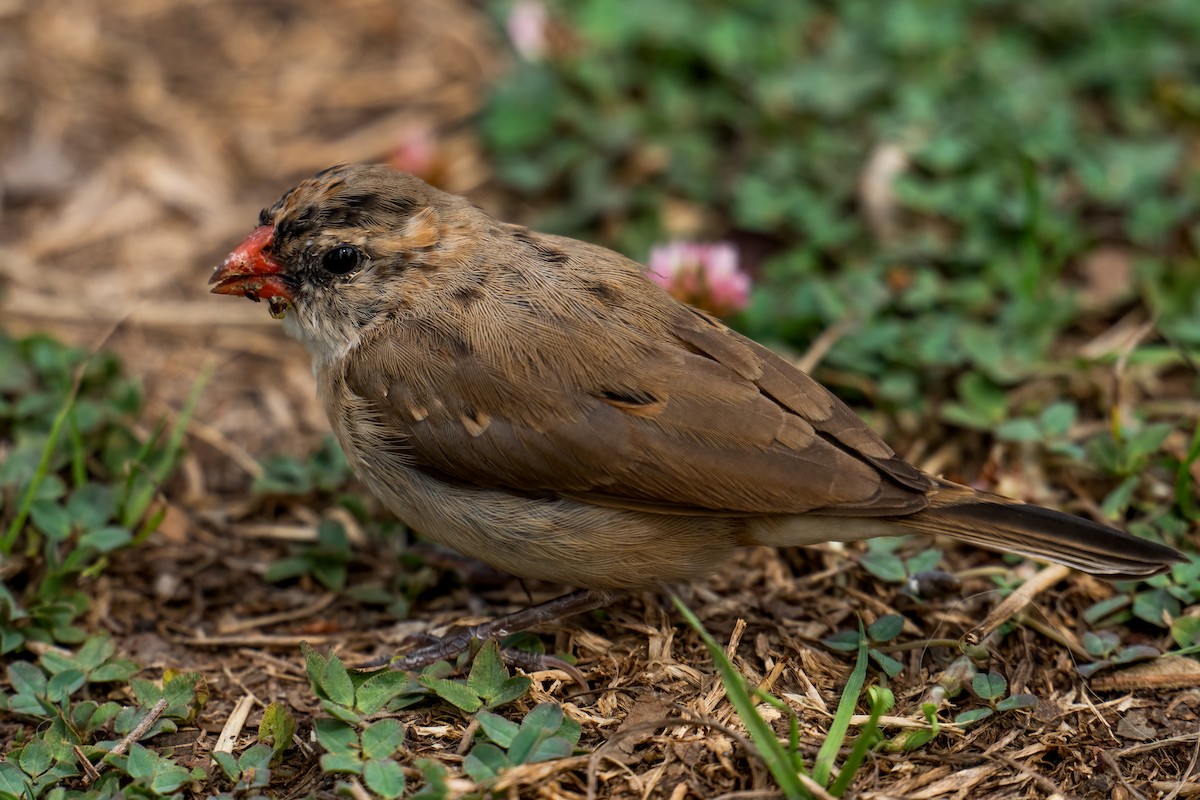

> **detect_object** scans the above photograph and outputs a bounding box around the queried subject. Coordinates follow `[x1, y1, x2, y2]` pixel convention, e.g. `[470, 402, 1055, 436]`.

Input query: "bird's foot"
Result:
[364, 589, 625, 678]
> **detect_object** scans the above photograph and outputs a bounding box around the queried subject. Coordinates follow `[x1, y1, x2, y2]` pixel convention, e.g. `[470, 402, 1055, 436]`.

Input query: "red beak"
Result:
[209, 225, 294, 303]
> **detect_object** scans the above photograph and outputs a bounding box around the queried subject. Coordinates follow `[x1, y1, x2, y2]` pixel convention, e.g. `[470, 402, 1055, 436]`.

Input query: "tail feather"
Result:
[893, 483, 1183, 579]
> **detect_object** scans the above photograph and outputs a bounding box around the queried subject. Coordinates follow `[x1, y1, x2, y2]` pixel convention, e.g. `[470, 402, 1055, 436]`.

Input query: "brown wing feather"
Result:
[343, 229, 929, 517]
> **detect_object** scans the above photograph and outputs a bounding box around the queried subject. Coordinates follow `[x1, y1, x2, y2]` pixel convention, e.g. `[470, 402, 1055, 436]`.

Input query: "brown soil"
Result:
[2, 2, 1197, 798]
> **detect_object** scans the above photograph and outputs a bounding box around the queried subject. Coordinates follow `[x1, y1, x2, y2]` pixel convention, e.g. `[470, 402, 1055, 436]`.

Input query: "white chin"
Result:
[281, 308, 360, 368]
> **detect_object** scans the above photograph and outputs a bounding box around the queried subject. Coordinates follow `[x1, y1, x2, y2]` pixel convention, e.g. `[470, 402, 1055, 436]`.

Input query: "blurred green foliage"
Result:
[0, 333, 196, 653]
[483, 0, 1200, 400]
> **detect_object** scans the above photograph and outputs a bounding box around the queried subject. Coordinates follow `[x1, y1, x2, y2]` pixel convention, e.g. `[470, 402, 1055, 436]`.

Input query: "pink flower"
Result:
[388, 126, 440, 183]
[506, 1, 548, 61]
[646, 241, 750, 316]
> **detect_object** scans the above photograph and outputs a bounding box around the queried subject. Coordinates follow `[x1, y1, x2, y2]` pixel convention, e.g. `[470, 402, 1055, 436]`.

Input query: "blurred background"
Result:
[3, 0, 1197, 490]
[2, 1, 1199, 793]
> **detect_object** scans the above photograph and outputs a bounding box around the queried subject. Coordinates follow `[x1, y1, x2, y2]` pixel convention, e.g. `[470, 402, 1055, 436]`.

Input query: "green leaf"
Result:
[995, 418, 1041, 441]
[67, 483, 116, 530]
[1084, 595, 1131, 626]
[355, 670, 419, 715]
[898, 727, 936, 751]
[78, 526, 133, 553]
[905, 548, 943, 576]
[1133, 587, 1180, 627]
[1171, 616, 1200, 649]
[558, 714, 582, 746]
[1112, 645, 1161, 665]
[1100, 475, 1140, 518]
[419, 676, 482, 713]
[0, 762, 31, 794]
[859, 551, 907, 583]
[320, 652, 355, 707]
[954, 707, 994, 726]
[317, 518, 349, 550]
[45, 669, 86, 703]
[509, 703, 563, 765]
[39, 650, 77, 676]
[237, 743, 273, 773]
[121, 743, 158, 780]
[319, 753, 363, 775]
[868, 615, 904, 643]
[829, 684, 893, 795]
[258, 702, 297, 761]
[462, 743, 509, 782]
[490, 676, 533, 709]
[89, 659, 138, 683]
[1082, 630, 1119, 658]
[70, 700, 99, 730]
[995, 693, 1038, 712]
[1040, 402, 1077, 436]
[90, 701, 122, 728]
[477, 710, 520, 748]
[212, 751, 240, 782]
[264, 556, 314, 584]
[322, 701, 363, 725]
[972, 671, 1007, 701]
[313, 718, 359, 757]
[312, 560, 347, 592]
[303, 643, 328, 692]
[360, 719, 405, 761]
[8, 661, 48, 697]
[468, 640, 509, 703]
[1126, 423, 1173, 462]
[162, 672, 200, 719]
[75, 636, 115, 671]
[869, 649, 905, 678]
[1076, 659, 1113, 679]
[18, 739, 53, 778]
[410, 758, 450, 800]
[363, 759, 406, 799]
[31, 500, 73, 540]
[529, 736, 574, 763]
[822, 629, 863, 652]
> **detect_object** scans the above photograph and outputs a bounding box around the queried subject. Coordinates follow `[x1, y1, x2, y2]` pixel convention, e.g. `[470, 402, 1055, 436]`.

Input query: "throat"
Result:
[282, 307, 363, 369]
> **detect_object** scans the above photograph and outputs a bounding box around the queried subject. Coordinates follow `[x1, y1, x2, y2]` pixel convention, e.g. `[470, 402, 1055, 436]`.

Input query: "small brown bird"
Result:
[210, 164, 1180, 602]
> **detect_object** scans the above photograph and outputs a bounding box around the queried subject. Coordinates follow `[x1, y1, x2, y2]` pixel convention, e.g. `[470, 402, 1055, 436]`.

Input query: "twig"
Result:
[216, 594, 337, 635]
[213, 694, 255, 758]
[1102, 748, 1151, 800]
[797, 773, 839, 800]
[73, 745, 102, 783]
[343, 777, 372, 800]
[960, 564, 1071, 648]
[796, 318, 855, 375]
[1164, 725, 1200, 800]
[108, 697, 169, 758]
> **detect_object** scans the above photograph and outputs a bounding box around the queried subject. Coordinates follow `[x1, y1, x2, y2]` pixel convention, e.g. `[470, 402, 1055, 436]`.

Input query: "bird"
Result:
[209, 163, 1181, 616]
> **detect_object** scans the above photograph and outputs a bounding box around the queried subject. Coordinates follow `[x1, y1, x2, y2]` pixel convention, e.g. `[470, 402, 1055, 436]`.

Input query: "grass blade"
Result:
[828, 685, 892, 796]
[673, 594, 810, 800]
[120, 364, 212, 529]
[812, 621, 868, 788]
[0, 362, 86, 554]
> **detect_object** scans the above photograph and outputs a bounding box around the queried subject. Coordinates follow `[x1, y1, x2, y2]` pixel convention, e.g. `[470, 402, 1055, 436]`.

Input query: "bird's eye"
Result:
[322, 244, 361, 275]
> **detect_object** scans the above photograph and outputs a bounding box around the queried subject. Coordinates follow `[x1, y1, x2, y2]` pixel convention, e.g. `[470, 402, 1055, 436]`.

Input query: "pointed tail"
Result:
[891, 481, 1183, 579]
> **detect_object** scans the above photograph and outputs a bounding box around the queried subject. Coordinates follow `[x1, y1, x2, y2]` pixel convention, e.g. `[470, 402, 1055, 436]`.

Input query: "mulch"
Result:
[2, 2, 1198, 797]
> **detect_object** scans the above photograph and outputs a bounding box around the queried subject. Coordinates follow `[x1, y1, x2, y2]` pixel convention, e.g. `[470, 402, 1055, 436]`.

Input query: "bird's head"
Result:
[210, 164, 474, 363]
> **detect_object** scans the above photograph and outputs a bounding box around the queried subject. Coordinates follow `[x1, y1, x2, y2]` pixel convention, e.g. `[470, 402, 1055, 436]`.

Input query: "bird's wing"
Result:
[342, 244, 932, 517]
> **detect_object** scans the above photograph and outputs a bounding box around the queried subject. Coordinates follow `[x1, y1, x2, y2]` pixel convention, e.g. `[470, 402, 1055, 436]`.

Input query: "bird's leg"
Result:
[377, 588, 625, 673]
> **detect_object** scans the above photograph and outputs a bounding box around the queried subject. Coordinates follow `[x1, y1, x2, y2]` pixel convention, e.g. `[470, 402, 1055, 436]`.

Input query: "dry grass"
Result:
[2, 2, 1198, 798]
